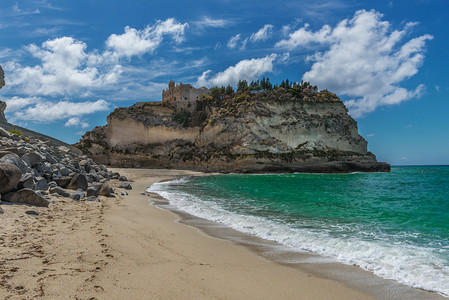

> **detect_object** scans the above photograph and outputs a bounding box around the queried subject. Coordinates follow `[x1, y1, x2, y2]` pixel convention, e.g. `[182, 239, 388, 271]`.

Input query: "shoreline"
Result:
[107, 168, 442, 299]
[1, 168, 443, 299]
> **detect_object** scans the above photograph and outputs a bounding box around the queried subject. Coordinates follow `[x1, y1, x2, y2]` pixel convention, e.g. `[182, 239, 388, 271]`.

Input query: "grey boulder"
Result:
[49, 186, 70, 197]
[34, 177, 49, 191]
[18, 173, 35, 190]
[118, 182, 132, 190]
[4, 188, 49, 207]
[67, 173, 88, 191]
[71, 190, 85, 201]
[0, 163, 22, 194]
[0, 153, 29, 174]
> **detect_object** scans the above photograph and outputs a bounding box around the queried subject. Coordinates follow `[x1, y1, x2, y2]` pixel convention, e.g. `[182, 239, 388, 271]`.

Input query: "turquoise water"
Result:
[148, 167, 449, 296]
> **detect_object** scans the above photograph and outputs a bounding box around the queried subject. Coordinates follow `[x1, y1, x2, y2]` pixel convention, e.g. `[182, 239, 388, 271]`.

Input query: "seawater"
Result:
[147, 166, 449, 297]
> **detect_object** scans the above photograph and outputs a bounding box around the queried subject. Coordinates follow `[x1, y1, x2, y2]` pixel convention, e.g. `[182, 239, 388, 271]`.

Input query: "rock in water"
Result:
[0, 163, 22, 194]
[77, 83, 390, 173]
[5, 188, 49, 207]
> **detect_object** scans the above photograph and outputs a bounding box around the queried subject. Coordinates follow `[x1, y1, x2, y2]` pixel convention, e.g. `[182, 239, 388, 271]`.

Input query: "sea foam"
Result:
[148, 177, 449, 297]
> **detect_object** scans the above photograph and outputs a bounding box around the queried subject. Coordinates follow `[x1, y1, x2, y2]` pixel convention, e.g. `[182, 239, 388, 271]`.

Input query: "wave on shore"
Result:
[147, 168, 449, 297]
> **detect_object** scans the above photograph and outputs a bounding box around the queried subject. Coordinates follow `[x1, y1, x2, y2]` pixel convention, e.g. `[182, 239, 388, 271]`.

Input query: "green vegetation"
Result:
[173, 110, 191, 127]
[8, 129, 23, 136]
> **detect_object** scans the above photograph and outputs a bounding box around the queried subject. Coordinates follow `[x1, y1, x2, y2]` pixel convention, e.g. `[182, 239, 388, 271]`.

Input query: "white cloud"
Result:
[228, 25, 274, 50]
[4, 96, 41, 112]
[275, 23, 331, 49]
[5, 37, 121, 96]
[194, 16, 230, 29]
[250, 24, 274, 42]
[366, 133, 375, 137]
[106, 18, 188, 58]
[13, 99, 109, 122]
[276, 9, 432, 117]
[12, 3, 40, 15]
[196, 54, 277, 87]
[64, 117, 89, 128]
[227, 34, 241, 49]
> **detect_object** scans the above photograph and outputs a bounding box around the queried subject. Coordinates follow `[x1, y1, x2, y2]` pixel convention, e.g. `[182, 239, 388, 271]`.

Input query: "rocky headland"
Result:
[78, 81, 390, 173]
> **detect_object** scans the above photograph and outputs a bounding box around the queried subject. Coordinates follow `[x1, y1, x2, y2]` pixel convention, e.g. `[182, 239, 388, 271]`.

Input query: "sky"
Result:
[0, 0, 448, 165]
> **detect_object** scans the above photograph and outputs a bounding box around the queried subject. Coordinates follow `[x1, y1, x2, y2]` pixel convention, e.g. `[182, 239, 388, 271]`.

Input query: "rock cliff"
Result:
[0, 65, 6, 122]
[78, 87, 390, 173]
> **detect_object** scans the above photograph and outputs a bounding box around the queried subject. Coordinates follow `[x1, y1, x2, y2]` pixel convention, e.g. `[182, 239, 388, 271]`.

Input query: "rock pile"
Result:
[0, 127, 130, 207]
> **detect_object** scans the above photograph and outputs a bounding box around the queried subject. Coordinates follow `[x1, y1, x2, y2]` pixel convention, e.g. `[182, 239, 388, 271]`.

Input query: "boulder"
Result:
[67, 173, 88, 190]
[120, 190, 128, 196]
[0, 163, 21, 194]
[34, 177, 49, 191]
[21, 152, 45, 167]
[49, 186, 70, 197]
[18, 173, 35, 190]
[99, 182, 112, 196]
[4, 188, 49, 207]
[119, 176, 128, 181]
[56, 176, 72, 188]
[86, 186, 98, 197]
[0, 206, 3, 214]
[71, 190, 85, 201]
[118, 182, 132, 190]
[0, 153, 29, 174]
[60, 167, 70, 176]
[85, 196, 100, 202]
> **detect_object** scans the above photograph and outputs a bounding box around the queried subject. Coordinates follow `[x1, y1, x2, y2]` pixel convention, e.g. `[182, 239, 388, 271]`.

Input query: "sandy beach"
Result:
[3, 168, 442, 299]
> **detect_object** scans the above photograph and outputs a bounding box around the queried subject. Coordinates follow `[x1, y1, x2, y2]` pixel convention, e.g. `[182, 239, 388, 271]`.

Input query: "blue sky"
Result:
[0, 0, 448, 165]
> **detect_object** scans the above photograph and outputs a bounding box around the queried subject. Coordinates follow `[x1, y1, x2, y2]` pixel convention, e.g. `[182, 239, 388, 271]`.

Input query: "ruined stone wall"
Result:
[162, 81, 209, 102]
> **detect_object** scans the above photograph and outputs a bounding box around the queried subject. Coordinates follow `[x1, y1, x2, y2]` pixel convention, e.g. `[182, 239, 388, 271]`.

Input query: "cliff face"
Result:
[78, 88, 390, 173]
[1, 65, 7, 122]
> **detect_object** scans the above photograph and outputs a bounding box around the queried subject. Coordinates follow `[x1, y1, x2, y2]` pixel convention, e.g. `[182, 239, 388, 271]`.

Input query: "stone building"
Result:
[162, 81, 209, 102]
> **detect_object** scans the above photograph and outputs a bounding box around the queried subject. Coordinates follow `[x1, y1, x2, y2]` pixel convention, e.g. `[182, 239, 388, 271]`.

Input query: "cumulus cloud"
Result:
[4, 96, 41, 112]
[276, 9, 433, 117]
[275, 23, 331, 49]
[13, 99, 109, 122]
[106, 18, 187, 58]
[250, 24, 274, 42]
[196, 54, 277, 87]
[5, 37, 121, 96]
[64, 117, 89, 128]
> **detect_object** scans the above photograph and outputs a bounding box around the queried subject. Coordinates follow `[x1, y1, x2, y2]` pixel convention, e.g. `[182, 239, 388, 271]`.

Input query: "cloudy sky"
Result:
[0, 0, 448, 165]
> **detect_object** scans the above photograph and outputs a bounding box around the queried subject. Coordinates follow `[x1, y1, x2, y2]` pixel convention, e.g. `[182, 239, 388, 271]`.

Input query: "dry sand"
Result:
[1, 168, 379, 299]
